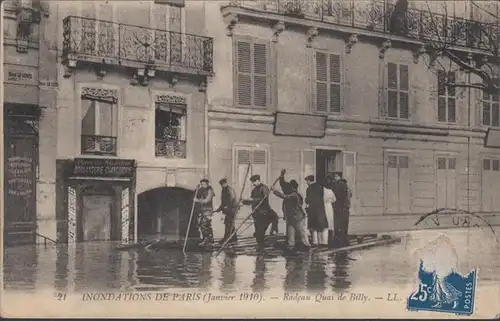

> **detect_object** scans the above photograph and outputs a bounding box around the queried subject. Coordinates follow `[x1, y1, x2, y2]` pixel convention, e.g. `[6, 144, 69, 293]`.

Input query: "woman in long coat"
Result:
[304, 175, 329, 246]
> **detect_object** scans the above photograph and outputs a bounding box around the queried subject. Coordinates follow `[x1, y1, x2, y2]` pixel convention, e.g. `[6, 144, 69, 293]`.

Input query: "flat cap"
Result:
[250, 174, 261, 182]
[219, 178, 227, 184]
[305, 175, 315, 182]
[200, 179, 209, 184]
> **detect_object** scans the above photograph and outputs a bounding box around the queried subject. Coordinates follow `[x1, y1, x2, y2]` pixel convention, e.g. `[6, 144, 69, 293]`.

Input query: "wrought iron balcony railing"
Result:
[81, 135, 117, 156]
[229, 0, 498, 51]
[155, 139, 187, 158]
[62, 16, 214, 74]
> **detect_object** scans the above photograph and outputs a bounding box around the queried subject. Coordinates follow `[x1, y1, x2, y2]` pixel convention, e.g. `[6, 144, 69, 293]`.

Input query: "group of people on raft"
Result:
[191, 169, 352, 252]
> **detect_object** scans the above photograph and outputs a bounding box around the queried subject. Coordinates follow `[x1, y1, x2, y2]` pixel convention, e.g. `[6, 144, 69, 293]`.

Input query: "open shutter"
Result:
[437, 70, 446, 122]
[301, 149, 316, 194]
[121, 188, 130, 244]
[385, 155, 399, 213]
[446, 158, 457, 208]
[342, 151, 356, 213]
[316, 52, 328, 112]
[399, 64, 409, 119]
[252, 149, 269, 184]
[329, 54, 342, 113]
[387, 63, 398, 118]
[236, 41, 252, 107]
[398, 155, 411, 213]
[253, 42, 268, 108]
[379, 61, 388, 117]
[68, 186, 77, 244]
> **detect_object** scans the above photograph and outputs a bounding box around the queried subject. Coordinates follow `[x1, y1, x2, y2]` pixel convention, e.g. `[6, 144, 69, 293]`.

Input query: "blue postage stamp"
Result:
[407, 260, 478, 315]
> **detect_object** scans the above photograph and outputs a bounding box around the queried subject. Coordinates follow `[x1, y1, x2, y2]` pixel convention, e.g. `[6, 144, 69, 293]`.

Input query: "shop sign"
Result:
[7, 156, 34, 197]
[72, 158, 135, 178]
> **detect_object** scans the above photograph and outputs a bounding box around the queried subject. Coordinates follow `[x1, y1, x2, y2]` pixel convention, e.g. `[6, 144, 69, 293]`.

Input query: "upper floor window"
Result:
[234, 37, 270, 109]
[315, 51, 341, 114]
[437, 70, 456, 123]
[155, 95, 187, 159]
[387, 62, 409, 119]
[80, 87, 118, 156]
[482, 87, 499, 127]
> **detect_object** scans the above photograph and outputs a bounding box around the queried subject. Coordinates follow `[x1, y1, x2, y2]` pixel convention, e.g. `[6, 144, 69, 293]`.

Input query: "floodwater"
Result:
[3, 228, 500, 294]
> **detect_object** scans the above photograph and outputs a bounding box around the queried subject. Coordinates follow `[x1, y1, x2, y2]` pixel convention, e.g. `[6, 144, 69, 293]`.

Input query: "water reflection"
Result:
[3, 229, 500, 294]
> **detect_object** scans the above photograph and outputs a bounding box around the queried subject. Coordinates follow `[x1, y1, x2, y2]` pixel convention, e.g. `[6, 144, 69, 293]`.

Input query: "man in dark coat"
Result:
[304, 175, 329, 246]
[241, 174, 275, 248]
[194, 179, 215, 246]
[214, 178, 239, 244]
[332, 171, 352, 248]
[272, 170, 310, 251]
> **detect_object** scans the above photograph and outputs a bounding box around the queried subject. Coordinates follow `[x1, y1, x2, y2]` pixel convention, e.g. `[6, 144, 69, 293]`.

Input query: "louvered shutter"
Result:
[385, 154, 399, 213]
[329, 54, 341, 113]
[387, 63, 398, 118]
[252, 149, 268, 184]
[446, 158, 457, 208]
[399, 64, 409, 119]
[236, 148, 252, 199]
[398, 155, 411, 213]
[236, 41, 252, 106]
[437, 70, 447, 122]
[436, 157, 447, 209]
[379, 62, 388, 117]
[253, 43, 268, 108]
[447, 72, 457, 123]
[316, 52, 328, 112]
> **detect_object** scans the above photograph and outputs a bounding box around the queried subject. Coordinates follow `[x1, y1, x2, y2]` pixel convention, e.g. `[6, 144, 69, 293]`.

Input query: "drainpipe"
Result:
[204, 86, 209, 180]
[0, 1, 4, 239]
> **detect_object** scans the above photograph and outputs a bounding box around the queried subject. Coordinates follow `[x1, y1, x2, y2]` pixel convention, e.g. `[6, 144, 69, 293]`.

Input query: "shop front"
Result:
[61, 158, 136, 244]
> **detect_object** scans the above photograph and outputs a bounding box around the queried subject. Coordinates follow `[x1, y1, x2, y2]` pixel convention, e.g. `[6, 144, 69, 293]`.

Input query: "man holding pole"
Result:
[214, 178, 239, 244]
[194, 179, 215, 247]
[242, 174, 274, 249]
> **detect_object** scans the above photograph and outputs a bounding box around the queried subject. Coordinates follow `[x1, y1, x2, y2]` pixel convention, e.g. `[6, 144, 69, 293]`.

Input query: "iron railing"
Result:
[62, 16, 214, 74]
[81, 135, 117, 155]
[229, 0, 499, 51]
[155, 139, 187, 158]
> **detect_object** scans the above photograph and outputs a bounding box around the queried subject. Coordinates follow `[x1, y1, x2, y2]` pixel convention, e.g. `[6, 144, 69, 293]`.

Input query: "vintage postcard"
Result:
[1, 0, 500, 318]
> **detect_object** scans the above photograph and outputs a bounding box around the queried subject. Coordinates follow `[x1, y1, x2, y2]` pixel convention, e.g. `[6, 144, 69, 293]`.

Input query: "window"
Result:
[152, 1, 184, 63]
[387, 62, 409, 119]
[482, 87, 500, 127]
[436, 156, 457, 209]
[481, 158, 500, 211]
[385, 154, 411, 213]
[80, 88, 118, 155]
[437, 71, 456, 123]
[234, 146, 269, 199]
[234, 38, 270, 108]
[315, 51, 341, 113]
[80, 3, 117, 58]
[155, 102, 187, 158]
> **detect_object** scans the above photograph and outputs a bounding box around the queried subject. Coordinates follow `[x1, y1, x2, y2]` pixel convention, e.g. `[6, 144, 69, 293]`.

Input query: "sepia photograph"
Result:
[1, 0, 499, 318]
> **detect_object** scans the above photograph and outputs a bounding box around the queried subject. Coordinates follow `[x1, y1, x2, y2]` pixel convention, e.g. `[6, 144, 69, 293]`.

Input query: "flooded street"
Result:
[4, 228, 499, 295]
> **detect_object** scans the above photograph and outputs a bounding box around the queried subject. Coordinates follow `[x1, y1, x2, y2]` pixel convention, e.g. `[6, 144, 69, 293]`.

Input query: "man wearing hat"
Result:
[304, 175, 329, 246]
[214, 178, 239, 244]
[242, 174, 275, 248]
[194, 179, 215, 246]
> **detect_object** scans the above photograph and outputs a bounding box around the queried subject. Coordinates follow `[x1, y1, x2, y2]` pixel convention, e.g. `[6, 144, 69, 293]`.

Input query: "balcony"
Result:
[226, 0, 498, 51]
[155, 139, 187, 159]
[81, 135, 117, 156]
[62, 16, 214, 77]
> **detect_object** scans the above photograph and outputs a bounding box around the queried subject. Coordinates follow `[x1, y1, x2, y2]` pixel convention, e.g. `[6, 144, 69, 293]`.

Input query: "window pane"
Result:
[437, 70, 446, 96]
[493, 103, 499, 127]
[483, 102, 491, 126]
[388, 90, 398, 118]
[493, 159, 500, 171]
[81, 99, 96, 135]
[399, 92, 409, 119]
[98, 101, 113, 136]
[399, 155, 409, 168]
[437, 97, 446, 122]
[399, 64, 409, 91]
[448, 158, 456, 170]
[387, 63, 398, 89]
[483, 159, 491, 171]
[388, 155, 397, 168]
[437, 157, 447, 170]
[448, 98, 456, 122]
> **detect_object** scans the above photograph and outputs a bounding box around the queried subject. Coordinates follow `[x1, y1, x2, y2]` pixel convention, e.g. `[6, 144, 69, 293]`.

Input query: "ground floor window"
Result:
[233, 145, 269, 198]
[436, 156, 457, 210]
[481, 157, 500, 212]
[384, 153, 411, 213]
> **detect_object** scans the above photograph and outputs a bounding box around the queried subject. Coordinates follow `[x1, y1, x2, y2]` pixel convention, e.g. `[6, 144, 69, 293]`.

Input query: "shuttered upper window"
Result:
[234, 38, 270, 109]
[315, 51, 341, 113]
[387, 62, 409, 119]
[437, 70, 456, 123]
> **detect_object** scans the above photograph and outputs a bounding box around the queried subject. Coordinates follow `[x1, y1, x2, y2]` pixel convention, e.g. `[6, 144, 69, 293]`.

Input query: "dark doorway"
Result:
[316, 149, 339, 185]
[4, 106, 40, 246]
[137, 187, 196, 242]
[79, 185, 117, 241]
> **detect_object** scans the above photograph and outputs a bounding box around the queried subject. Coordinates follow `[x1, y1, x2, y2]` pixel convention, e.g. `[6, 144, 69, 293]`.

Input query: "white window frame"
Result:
[383, 150, 412, 214]
[437, 70, 457, 123]
[313, 50, 343, 114]
[232, 143, 271, 189]
[482, 86, 500, 127]
[386, 62, 410, 120]
[76, 84, 121, 158]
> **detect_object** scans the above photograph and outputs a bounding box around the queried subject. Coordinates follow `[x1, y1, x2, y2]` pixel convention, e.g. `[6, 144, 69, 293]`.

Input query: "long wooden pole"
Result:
[183, 185, 200, 256]
[215, 174, 282, 257]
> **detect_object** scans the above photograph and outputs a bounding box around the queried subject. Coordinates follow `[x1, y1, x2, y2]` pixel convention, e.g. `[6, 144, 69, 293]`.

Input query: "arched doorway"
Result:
[137, 187, 198, 242]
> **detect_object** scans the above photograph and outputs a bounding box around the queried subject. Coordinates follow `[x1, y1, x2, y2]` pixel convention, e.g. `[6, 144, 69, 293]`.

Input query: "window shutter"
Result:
[235, 148, 252, 199]
[436, 157, 447, 209]
[437, 97, 446, 122]
[236, 41, 252, 106]
[448, 98, 456, 123]
[387, 63, 398, 118]
[385, 154, 399, 213]
[399, 64, 409, 119]
[446, 158, 457, 208]
[379, 62, 388, 117]
[329, 54, 341, 113]
[398, 155, 411, 213]
[253, 43, 268, 108]
[475, 89, 483, 126]
[252, 149, 268, 184]
[316, 52, 328, 112]
[82, 100, 96, 135]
